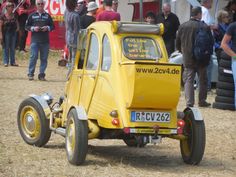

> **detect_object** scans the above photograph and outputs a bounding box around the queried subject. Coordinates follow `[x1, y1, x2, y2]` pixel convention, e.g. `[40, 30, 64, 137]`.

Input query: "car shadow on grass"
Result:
[85, 144, 223, 173]
[44, 143, 65, 149]
[87, 145, 182, 168]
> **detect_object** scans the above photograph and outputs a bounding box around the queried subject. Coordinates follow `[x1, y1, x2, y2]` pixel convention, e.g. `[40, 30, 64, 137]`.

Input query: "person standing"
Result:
[75, 0, 87, 16]
[17, 0, 35, 53]
[213, 10, 230, 63]
[156, 3, 180, 57]
[201, 0, 217, 91]
[96, 0, 105, 16]
[223, 0, 236, 24]
[0, 1, 19, 67]
[112, 0, 118, 12]
[176, 6, 212, 107]
[221, 21, 236, 110]
[25, 0, 54, 81]
[80, 1, 98, 29]
[96, 0, 120, 21]
[64, 0, 80, 73]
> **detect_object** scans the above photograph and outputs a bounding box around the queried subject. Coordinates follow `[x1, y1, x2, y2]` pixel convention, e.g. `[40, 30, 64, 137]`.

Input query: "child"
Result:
[145, 11, 156, 24]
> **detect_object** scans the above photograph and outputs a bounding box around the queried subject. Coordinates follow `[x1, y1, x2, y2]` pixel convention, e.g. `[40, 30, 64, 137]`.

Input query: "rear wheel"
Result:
[180, 110, 205, 165]
[65, 108, 88, 165]
[17, 97, 51, 147]
[123, 135, 148, 147]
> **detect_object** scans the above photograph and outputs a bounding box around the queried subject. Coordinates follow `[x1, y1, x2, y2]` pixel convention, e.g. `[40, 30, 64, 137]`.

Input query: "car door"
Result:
[79, 32, 100, 112]
[63, 30, 88, 117]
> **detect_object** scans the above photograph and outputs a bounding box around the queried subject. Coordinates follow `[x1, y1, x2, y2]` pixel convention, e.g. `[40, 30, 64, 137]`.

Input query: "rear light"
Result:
[112, 118, 119, 126]
[177, 119, 185, 127]
[123, 127, 130, 134]
[177, 119, 185, 134]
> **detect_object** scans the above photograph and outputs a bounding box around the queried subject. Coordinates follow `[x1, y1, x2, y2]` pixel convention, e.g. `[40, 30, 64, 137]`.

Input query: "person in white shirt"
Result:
[201, 0, 217, 29]
[201, 0, 216, 91]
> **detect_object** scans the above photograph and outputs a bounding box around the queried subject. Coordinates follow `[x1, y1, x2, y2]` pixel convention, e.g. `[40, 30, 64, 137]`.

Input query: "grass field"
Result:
[0, 49, 235, 177]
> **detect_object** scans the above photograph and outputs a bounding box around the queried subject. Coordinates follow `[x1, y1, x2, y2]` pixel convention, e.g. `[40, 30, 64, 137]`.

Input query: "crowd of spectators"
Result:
[0, 0, 236, 106]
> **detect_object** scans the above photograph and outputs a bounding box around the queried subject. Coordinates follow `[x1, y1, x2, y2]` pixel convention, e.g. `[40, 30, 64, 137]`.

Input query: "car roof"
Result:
[87, 21, 164, 36]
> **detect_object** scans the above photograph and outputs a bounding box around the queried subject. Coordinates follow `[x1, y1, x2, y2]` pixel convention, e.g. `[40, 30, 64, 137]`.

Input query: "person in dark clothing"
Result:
[65, 0, 80, 75]
[221, 21, 236, 110]
[176, 6, 213, 107]
[144, 11, 156, 24]
[17, 1, 31, 52]
[223, 0, 236, 23]
[0, 1, 19, 67]
[76, 0, 87, 16]
[213, 10, 230, 63]
[25, 0, 54, 81]
[80, 1, 98, 29]
[156, 3, 180, 57]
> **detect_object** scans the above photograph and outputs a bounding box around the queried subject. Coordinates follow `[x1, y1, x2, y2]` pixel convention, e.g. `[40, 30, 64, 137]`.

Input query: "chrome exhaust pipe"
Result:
[55, 127, 66, 137]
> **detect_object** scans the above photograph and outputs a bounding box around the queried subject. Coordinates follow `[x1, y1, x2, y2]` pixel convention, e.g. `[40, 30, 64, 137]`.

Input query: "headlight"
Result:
[42, 93, 53, 105]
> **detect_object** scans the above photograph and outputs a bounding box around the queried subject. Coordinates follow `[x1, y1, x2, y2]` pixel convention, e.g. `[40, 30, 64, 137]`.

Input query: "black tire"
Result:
[216, 88, 235, 97]
[123, 135, 148, 147]
[216, 81, 235, 91]
[65, 108, 88, 165]
[17, 97, 51, 147]
[212, 102, 235, 111]
[218, 75, 234, 83]
[218, 67, 233, 77]
[180, 109, 205, 165]
[219, 59, 231, 69]
[215, 96, 235, 104]
[220, 51, 231, 60]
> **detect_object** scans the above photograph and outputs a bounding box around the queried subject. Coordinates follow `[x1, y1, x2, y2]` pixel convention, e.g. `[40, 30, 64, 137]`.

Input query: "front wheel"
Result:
[180, 110, 206, 165]
[17, 97, 51, 147]
[65, 108, 88, 165]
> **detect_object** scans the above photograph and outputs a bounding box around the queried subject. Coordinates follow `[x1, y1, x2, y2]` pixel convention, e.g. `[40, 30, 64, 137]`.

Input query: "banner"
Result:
[44, 0, 66, 21]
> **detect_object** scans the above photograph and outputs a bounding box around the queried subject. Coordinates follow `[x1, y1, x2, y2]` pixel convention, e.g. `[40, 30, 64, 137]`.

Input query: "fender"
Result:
[73, 106, 88, 120]
[29, 94, 51, 118]
[184, 107, 203, 121]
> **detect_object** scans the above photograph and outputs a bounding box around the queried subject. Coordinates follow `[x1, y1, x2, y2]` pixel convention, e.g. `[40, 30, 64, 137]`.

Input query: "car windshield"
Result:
[122, 37, 161, 60]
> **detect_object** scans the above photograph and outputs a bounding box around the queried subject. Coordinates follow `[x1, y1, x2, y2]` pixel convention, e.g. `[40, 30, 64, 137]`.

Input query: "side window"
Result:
[101, 35, 112, 71]
[78, 34, 87, 69]
[86, 33, 99, 70]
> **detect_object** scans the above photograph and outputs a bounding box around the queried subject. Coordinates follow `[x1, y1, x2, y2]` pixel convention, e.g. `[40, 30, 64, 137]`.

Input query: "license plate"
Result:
[131, 111, 171, 122]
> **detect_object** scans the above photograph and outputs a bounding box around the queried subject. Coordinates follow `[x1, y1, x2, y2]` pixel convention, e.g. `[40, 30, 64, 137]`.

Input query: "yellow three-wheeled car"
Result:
[18, 21, 205, 165]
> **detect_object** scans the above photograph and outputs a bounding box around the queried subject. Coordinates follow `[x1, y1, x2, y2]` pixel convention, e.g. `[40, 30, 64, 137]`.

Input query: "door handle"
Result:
[90, 75, 96, 79]
[78, 74, 82, 79]
[89, 75, 96, 79]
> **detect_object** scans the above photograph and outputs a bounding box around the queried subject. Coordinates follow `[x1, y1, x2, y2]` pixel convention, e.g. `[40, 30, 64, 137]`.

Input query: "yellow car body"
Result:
[63, 22, 181, 134]
[62, 21, 181, 136]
